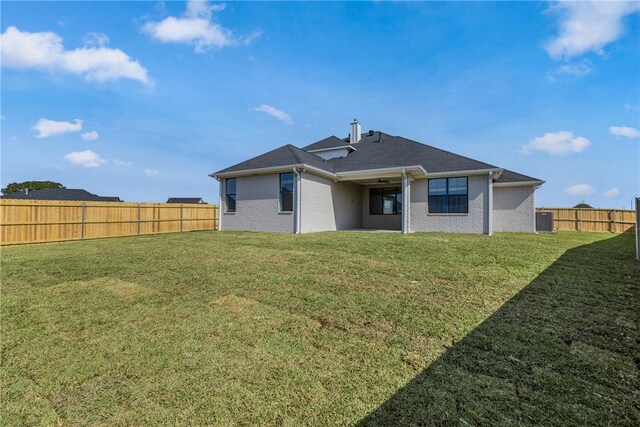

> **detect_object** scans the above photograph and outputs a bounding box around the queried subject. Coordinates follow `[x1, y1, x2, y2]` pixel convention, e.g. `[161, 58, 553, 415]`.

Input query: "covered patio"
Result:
[335, 166, 426, 234]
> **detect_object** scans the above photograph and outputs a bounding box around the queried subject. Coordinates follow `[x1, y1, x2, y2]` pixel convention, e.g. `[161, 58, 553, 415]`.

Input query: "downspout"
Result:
[532, 188, 537, 234]
[215, 176, 223, 231]
[401, 169, 410, 234]
[293, 167, 302, 234]
[487, 171, 493, 236]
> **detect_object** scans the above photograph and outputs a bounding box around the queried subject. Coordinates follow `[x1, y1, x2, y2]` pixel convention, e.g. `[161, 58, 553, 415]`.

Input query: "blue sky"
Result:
[1, 1, 639, 207]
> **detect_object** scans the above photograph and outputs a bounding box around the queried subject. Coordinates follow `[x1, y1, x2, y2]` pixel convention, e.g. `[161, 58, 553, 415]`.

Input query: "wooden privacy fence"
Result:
[536, 207, 636, 234]
[0, 200, 219, 246]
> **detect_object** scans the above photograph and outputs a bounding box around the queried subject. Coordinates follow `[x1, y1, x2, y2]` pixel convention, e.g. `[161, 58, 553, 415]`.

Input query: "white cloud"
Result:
[546, 1, 640, 58]
[32, 118, 82, 138]
[241, 30, 263, 46]
[603, 188, 620, 198]
[624, 103, 639, 111]
[142, 1, 260, 53]
[609, 126, 640, 138]
[145, 168, 159, 177]
[81, 130, 99, 141]
[522, 131, 590, 155]
[547, 59, 592, 82]
[65, 150, 106, 168]
[114, 159, 133, 166]
[555, 60, 592, 76]
[565, 184, 595, 197]
[252, 104, 293, 125]
[0, 26, 151, 86]
[82, 32, 109, 47]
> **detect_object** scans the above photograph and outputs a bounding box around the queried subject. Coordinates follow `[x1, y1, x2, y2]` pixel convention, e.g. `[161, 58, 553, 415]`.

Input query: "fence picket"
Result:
[537, 207, 635, 234]
[0, 200, 219, 246]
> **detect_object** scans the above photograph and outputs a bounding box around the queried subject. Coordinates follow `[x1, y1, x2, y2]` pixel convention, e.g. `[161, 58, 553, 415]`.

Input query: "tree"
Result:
[1, 181, 64, 195]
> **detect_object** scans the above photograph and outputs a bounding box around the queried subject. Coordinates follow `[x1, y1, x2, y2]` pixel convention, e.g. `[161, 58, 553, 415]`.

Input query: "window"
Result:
[369, 187, 402, 215]
[428, 177, 468, 213]
[225, 178, 236, 212]
[280, 172, 294, 212]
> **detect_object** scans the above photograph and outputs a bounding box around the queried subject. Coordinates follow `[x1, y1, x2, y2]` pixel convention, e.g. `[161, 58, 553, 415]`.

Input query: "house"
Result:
[211, 120, 544, 234]
[166, 197, 207, 204]
[1, 188, 122, 202]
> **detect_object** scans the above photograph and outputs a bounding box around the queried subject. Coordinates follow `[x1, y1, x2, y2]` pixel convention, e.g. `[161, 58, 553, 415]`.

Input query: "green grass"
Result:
[1, 231, 638, 426]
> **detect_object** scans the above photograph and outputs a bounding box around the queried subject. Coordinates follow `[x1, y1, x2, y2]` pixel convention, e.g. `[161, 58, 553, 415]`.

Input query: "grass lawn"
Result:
[1, 231, 638, 426]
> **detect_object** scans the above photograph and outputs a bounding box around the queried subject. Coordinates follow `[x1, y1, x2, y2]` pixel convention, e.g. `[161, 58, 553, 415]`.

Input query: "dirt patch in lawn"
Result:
[209, 294, 258, 313]
[369, 260, 392, 269]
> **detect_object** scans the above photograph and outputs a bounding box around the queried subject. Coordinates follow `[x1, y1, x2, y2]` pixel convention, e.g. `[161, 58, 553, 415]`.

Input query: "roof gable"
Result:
[495, 169, 543, 184]
[302, 136, 353, 152]
[214, 144, 333, 175]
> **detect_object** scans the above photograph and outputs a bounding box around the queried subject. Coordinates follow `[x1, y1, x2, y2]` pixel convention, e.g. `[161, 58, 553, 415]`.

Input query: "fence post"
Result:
[81, 202, 86, 240]
[578, 208, 582, 231]
[180, 204, 184, 232]
[137, 203, 141, 236]
[612, 209, 616, 233]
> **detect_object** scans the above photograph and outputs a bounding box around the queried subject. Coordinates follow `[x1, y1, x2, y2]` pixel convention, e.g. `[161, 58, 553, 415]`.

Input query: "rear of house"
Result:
[212, 120, 543, 234]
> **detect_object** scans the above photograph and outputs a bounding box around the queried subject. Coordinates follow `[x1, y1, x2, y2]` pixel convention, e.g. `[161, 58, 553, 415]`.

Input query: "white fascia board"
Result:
[424, 168, 503, 179]
[307, 145, 356, 153]
[212, 164, 336, 180]
[335, 165, 427, 181]
[493, 180, 545, 188]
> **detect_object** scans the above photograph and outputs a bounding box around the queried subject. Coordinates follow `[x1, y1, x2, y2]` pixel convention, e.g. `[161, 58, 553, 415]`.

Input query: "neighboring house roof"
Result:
[0, 188, 122, 202]
[494, 169, 544, 184]
[573, 203, 593, 209]
[215, 144, 334, 175]
[167, 197, 206, 204]
[212, 131, 542, 184]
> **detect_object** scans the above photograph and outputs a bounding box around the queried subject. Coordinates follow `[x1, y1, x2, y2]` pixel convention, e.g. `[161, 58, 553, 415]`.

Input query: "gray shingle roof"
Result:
[213, 131, 542, 183]
[214, 144, 334, 175]
[0, 188, 122, 202]
[328, 132, 497, 173]
[495, 169, 543, 183]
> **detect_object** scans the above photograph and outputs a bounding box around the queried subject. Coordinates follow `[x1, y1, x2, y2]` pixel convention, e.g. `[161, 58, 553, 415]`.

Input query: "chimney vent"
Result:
[350, 119, 361, 144]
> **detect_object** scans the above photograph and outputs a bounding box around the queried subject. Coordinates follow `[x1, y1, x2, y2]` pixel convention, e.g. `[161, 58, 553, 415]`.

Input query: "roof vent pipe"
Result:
[350, 119, 361, 144]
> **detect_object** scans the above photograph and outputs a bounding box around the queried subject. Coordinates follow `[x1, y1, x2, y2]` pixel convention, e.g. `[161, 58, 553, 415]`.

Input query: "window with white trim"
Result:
[226, 178, 236, 212]
[280, 173, 293, 212]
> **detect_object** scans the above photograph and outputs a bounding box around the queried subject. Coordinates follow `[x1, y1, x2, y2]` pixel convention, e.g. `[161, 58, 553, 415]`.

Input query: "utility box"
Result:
[536, 211, 554, 232]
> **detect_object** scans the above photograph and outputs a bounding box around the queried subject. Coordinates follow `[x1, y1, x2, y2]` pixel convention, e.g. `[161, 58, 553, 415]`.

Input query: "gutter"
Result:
[211, 164, 336, 181]
[335, 165, 427, 180]
[425, 168, 503, 179]
[493, 180, 545, 188]
[212, 164, 509, 183]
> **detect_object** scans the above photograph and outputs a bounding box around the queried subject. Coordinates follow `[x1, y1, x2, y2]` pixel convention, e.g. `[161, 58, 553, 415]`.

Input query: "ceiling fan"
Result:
[377, 178, 390, 183]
